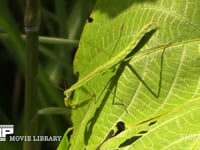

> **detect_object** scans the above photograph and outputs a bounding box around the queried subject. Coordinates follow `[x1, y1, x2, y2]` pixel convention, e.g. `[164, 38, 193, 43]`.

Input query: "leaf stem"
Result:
[0, 33, 79, 45]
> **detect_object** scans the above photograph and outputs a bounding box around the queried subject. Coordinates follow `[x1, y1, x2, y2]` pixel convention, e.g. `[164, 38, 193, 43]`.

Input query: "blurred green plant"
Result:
[0, 0, 96, 149]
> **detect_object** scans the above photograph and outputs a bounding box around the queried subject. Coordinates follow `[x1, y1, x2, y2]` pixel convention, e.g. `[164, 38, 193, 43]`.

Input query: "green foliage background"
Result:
[0, 0, 96, 149]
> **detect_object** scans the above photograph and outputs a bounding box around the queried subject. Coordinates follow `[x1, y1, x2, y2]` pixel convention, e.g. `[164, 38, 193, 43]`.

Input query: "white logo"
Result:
[0, 124, 62, 142]
[0, 125, 14, 141]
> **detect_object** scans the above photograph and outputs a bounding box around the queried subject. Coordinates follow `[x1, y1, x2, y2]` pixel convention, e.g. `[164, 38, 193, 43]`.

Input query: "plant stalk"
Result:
[23, 0, 40, 149]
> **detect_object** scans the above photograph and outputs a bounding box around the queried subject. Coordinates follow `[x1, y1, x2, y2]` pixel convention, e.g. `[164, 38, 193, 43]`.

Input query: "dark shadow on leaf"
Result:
[125, 29, 158, 60]
[96, 121, 126, 149]
[84, 62, 124, 146]
[137, 113, 163, 125]
[127, 44, 166, 98]
[119, 130, 148, 148]
[83, 28, 157, 146]
[94, 0, 157, 18]
[119, 136, 142, 148]
[96, 130, 114, 150]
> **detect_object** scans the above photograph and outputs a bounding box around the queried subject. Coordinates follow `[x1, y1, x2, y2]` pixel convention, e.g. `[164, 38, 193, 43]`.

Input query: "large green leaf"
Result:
[64, 0, 200, 149]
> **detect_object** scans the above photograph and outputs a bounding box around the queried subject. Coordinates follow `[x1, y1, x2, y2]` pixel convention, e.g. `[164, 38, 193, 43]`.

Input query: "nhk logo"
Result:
[0, 125, 14, 141]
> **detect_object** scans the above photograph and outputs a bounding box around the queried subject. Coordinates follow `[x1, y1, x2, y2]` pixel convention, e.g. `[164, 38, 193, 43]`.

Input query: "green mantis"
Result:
[64, 21, 155, 107]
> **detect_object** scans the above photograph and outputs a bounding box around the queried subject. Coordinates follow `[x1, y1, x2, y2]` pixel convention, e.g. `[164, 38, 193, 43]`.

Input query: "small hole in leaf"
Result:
[149, 120, 157, 126]
[138, 130, 148, 134]
[118, 129, 148, 147]
[115, 121, 125, 136]
[87, 16, 93, 23]
[119, 136, 142, 148]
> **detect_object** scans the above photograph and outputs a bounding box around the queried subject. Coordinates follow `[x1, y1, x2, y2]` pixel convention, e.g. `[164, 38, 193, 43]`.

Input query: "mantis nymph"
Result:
[64, 21, 156, 107]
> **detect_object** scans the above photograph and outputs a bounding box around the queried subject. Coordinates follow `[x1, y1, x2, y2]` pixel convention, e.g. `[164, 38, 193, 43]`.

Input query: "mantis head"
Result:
[64, 90, 74, 108]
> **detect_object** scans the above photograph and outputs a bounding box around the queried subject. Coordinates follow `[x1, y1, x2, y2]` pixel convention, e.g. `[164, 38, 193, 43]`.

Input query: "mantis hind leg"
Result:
[95, 74, 128, 112]
[109, 83, 128, 113]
